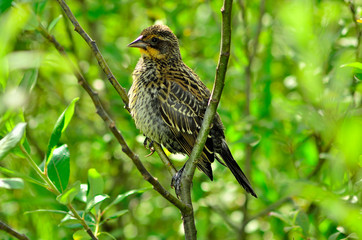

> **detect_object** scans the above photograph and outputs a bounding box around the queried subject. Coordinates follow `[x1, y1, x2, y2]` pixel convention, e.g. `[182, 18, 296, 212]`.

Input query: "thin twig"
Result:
[245, 197, 292, 224]
[307, 134, 332, 179]
[208, 204, 240, 232]
[347, 0, 361, 61]
[53, 0, 175, 178]
[238, 0, 266, 239]
[346, 0, 361, 99]
[0, 220, 30, 240]
[180, 0, 234, 239]
[153, 143, 177, 176]
[61, 9, 76, 53]
[54, 0, 129, 111]
[209, 196, 292, 232]
[19, 144, 98, 240]
[37, 23, 185, 211]
[67, 204, 98, 240]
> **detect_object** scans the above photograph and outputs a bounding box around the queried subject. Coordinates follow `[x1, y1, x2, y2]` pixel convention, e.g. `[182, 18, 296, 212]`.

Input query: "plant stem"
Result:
[67, 204, 98, 240]
[238, 0, 265, 238]
[19, 145, 60, 195]
[181, 0, 233, 238]
[37, 21, 185, 211]
[0, 220, 30, 240]
[19, 145, 99, 240]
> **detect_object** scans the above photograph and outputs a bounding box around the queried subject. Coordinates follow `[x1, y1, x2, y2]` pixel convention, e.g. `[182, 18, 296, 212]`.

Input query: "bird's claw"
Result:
[145, 148, 155, 157]
[143, 137, 155, 157]
[171, 166, 185, 198]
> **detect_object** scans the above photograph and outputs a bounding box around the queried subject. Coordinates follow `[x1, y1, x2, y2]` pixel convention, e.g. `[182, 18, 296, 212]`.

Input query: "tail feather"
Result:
[221, 141, 257, 198]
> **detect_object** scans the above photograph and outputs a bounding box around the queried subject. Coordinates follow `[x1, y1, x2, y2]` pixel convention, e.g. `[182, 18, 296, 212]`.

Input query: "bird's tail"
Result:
[220, 141, 257, 198]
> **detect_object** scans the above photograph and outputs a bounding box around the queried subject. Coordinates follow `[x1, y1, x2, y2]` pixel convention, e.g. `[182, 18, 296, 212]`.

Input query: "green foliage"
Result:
[0, 0, 361, 239]
[46, 97, 79, 165]
[48, 144, 70, 192]
[0, 122, 26, 160]
[0, 177, 24, 189]
[56, 181, 81, 205]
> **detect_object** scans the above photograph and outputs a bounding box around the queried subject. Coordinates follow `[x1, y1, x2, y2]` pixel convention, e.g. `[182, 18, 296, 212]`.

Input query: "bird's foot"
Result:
[143, 137, 155, 157]
[171, 165, 185, 198]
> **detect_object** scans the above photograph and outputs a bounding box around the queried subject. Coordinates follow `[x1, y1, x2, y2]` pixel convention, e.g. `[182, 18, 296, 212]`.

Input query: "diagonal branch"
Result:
[207, 204, 240, 232]
[55, 0, 129, 110]
[37, 23, 185, 211]
[53, 0, 175, 179]
[0, 220, 30, 240]
[245, 196, 292, 224]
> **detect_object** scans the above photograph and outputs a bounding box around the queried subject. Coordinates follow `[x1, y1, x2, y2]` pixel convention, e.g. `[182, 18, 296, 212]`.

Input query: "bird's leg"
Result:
[143, 137, 155, 157]
[171, 165, 185, 198]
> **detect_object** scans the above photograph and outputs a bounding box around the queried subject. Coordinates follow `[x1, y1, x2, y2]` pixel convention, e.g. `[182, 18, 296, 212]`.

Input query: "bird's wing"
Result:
[158, 69, 215, 179]
[158, 80, 204, 134]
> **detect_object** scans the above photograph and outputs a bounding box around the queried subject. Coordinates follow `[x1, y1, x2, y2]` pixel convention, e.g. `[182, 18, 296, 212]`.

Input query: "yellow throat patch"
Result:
[140, 47, 166, 60]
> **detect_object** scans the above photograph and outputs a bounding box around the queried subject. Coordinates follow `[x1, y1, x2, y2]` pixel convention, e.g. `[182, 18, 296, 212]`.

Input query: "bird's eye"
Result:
[151, 37, 159, 43]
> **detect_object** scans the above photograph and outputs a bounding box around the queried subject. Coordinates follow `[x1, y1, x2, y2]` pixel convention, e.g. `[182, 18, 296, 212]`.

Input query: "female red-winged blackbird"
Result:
[128, 25, 257, 197]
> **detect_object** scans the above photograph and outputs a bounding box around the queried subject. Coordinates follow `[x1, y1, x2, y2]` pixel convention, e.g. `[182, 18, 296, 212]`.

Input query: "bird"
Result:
[128, 24, 257, 198]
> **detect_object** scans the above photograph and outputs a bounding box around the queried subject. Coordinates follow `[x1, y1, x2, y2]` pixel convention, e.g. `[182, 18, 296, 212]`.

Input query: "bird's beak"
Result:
[128, 35, 147, 49]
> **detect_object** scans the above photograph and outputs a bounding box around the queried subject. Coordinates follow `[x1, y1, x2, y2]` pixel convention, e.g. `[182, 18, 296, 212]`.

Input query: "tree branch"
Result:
[347, 0, 361, 61]
[54, 0, 129, 110]
[153, 143, 177, 176]
[19, 145, 98, 240]
[0, 220, 30, 240]
[245, 197, 292, 224]
[346, 0, 361, 99]
[37, 23, 185, 211]
[180, 0, 233, 239]
[52, 1, 234, 239]
[238, 0, 265, 239]
[208, 204, 240, 232]
[53, 0, 175, 179]
[307, 134, 332, 179]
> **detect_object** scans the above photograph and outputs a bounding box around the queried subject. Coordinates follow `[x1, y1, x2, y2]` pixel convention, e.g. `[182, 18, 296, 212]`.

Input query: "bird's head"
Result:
[128, 25, 181, 61]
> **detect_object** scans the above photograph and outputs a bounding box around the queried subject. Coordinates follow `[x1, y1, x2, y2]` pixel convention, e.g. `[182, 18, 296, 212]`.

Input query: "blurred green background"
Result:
[0, 0, 361, 239]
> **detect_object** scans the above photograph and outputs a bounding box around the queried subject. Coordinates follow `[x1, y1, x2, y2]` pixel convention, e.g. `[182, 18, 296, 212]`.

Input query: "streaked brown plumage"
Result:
[128, 25, 257, 197]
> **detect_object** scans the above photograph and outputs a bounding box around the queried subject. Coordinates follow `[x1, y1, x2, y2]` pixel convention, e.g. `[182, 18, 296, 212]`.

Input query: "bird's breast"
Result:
[128, 63, 170, 145]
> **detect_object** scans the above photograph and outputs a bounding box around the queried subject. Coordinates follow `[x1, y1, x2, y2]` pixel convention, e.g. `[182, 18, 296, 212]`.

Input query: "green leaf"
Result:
[19, 68, 38, 93]
[74, 184, 88, 203]
[87, 168, 104, 201]
[59, 211, 95, 228]
[103, 210, 128, 222]
[0, 178, 24, 189]
[341, 62, 362, 70]
[295, 210, 309, 237]
[47, 144, 70, 192]
[103, 188, 150, 214]
[0, 166, 46, 188]
[86, 194, 109, 212]
[0, 0, 12, 14]
[87, 168, 104, 213]
[345, 233, 359, 239]
[73, 229, 91, 240]
[328, 232, 340, 240]
[48, 15, 63, 32]
[98, 232, 116, 240]
[238, 133, 261, 145]
[33, 0, 47, 15]
[25, 209, 69, 215]
[59, 217, 82, 229]
[56, 181, 80, 205]
[269, 211, 292, 225]
[0, 122, 27, 161]
[46, 98, 79, 164]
